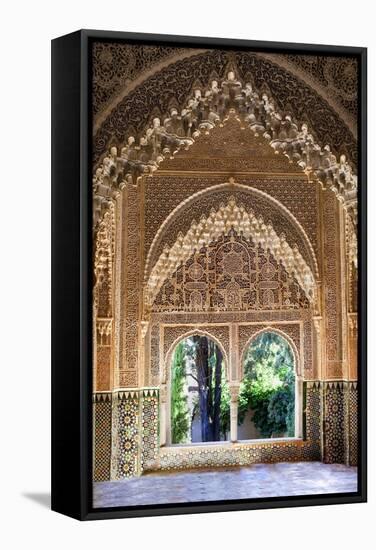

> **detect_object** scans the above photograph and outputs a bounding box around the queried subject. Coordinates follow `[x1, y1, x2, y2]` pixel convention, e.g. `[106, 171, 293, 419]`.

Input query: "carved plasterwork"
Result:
[153, 230, 310, 314]
[157, 112, 303, 174]
[323, 190, 343, 378]
[148, 308, 314, 386]
[91, 44, 359, 478]
[146, 195, 316, 309]
[97, 318, 113, 346]
[263, 53, 358, 135]
[92, 42, 187, 118]
[93, 50, 357, 168]
[144, 182, 319, 280]
[348, 313, 358, 381]
[93, 73, 357, 228]
[94, 202, 115, 317]
[348, 315, 358, 339]
[345, 211, 358, 316]
[346, 215, 358, 269]
[118, 183, 141, 388]
[94, 203, 115, 391]
[93, 45, 358, 137]
[282, 55, 358, 120]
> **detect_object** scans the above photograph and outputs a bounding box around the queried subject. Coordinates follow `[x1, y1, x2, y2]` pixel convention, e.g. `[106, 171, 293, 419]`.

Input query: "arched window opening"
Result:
[170, 335, 230, 444]
[238, 332, 296, 440]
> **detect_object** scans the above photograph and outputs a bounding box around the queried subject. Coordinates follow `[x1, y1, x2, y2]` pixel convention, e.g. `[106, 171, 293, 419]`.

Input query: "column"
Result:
[229, 383, 240, 443]
[159, 384, 168, 446]
[313, 315, 323, 380]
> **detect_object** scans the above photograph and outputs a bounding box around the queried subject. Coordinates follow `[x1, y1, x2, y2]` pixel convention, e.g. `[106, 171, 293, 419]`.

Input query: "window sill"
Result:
[163, 437, 304, 449]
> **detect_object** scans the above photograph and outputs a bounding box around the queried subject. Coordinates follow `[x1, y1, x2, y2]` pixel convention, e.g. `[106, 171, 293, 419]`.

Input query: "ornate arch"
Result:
[145, 181, 319, 281]
[239, 326, 301, 379]
[93, 50, 357, 167]
[163, 328, 229, 384]
[145, 193, 317, 309]
[93, 46, 357, 140]
[93, 68, 357, 228]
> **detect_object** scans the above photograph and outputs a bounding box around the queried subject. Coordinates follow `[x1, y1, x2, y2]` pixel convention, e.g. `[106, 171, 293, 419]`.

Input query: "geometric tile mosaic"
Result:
[158, 439, 319, 472]
[348, 382, 358, 466]
[323, 382, 346, 464]
[304, 381, 322, 460]
[92, 382, 358, 480]
[93, 393, 112, 482]
[141, 389, 159, 471]
[117, 392, 140, 478]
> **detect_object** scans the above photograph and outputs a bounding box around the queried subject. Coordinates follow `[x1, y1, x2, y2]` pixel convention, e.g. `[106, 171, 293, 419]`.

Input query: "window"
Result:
[238, 331, 297, 440]
[170, 335, 230, 444]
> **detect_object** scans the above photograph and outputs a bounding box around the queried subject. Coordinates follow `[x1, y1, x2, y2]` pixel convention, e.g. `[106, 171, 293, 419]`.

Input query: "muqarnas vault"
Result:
[92, 43, 359, 504]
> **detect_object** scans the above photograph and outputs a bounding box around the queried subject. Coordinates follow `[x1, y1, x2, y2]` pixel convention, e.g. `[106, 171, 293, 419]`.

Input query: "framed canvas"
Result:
[51, 29, 367, 520]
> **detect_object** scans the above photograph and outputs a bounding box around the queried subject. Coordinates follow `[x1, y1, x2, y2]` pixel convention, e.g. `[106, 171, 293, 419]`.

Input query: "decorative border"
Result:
[158, 440, 317, 471]
[92, 380, 359, 479]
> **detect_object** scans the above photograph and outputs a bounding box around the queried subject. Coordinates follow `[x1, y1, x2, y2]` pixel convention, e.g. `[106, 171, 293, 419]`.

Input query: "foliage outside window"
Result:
[238, 332, 295, 438]
[170, 331, 295, 444]
[170, 336, 230, 444]
[171, 342, 191, 444]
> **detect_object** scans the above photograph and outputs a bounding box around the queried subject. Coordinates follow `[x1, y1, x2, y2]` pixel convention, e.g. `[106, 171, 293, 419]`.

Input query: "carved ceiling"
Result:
[93, 73, 357, 230]
[92, 44, 358, 168]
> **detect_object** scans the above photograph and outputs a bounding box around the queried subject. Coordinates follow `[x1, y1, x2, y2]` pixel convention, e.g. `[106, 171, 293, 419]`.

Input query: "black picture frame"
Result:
[51, 29, 367, 521]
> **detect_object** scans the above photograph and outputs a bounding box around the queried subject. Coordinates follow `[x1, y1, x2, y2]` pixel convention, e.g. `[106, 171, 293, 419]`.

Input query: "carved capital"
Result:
[313, 316, 323, 335]
[140, 321, 150, 339]
[229, 383, 241, 403]
[348, 314, 358, 338]
[97, 318, 113, 345]
[159, 384, 167, 403]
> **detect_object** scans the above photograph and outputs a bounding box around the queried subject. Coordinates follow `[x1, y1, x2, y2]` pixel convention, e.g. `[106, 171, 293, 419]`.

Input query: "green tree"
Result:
[239, 332, 295, 437]
[171, 342, 190, 443]
[219, 370, 231, 439]
[190, 335, 227, 442]
[172, 336, 230, 443]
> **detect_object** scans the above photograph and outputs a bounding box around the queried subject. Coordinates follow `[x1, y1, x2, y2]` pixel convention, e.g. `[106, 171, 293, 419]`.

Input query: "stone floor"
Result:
[93, 462, 358, 508]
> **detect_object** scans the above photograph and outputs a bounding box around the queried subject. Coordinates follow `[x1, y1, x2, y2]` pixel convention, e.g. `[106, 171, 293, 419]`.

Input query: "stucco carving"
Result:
[144, 181, 319, 280]
[145, 194, 316, 309]
[93, 73, 357, 229]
